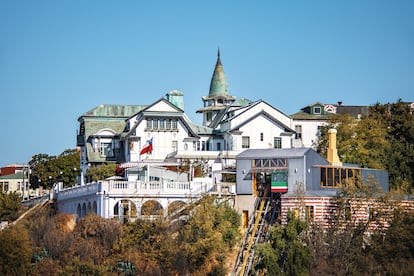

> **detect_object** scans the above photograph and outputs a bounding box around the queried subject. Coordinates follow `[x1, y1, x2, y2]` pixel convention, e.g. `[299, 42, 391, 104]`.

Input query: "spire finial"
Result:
[217, 48, 222, 65]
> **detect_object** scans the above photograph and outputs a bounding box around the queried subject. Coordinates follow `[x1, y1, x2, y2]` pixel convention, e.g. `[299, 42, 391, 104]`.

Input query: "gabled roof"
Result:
[229, 110, 295, 133]
[290, 111, 334, 120]
[123, 98, 201, 139]
[237, 148, 314, 159]
[290, 102, 371, 120]
[136, 97, 184, 116]
[229, 99, 291, 120]
[223, 100, 293, 131]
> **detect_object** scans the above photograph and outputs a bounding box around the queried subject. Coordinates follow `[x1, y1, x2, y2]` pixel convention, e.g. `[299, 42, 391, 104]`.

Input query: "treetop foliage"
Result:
[0, 194, 241, 275]
[0, 191, 22, 221]
[315, 99, 414, 193]
[29, 149, 80, 189]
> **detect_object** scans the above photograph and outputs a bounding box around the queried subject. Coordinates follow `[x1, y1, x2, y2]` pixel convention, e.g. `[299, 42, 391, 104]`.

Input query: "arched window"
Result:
[77, 204, 81, 219]
[141, 200, 163, 216]
[82, 203, 87, 217]
[114, 199, 137, 223]
[87, 202, 92, 213]
[93, 201, 97, 214]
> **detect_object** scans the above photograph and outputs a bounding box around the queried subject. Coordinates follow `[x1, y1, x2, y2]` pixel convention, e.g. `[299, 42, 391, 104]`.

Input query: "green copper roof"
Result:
[231, 97, 253, 107]
[0, 172, 24, 180]
[81, 104, 146, 118]
[209, 50, 230, 98]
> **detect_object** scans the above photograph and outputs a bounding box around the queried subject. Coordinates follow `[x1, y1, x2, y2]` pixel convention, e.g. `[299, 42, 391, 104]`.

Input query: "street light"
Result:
[21, 165, 30, 200]
[73, 167, 78, 185]
[59, 171, 63, 187]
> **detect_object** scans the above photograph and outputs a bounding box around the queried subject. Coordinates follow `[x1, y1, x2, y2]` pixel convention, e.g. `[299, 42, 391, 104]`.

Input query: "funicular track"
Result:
[233, 193, 281, 276]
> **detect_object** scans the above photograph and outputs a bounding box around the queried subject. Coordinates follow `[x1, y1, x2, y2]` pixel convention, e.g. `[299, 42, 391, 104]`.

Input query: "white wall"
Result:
[232, 115, 293, 150]
[293, 119, 327, 148]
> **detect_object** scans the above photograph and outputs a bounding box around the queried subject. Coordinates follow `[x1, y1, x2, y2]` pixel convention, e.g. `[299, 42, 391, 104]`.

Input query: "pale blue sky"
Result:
[1, 0, 413, 167]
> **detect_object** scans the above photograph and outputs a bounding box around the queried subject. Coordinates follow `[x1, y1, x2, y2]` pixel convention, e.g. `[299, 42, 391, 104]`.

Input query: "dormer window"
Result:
[100, 142, 114, 157]
[313, 106, 322, 114]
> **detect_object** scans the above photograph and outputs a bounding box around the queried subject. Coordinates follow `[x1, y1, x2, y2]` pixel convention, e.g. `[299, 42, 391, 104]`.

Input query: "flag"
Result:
[140, 138, 153, 155]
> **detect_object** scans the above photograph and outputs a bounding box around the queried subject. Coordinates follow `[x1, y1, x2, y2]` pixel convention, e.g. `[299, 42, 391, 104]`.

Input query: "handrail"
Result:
[244, 199, 271, 275]
[232, 197, 261, 275]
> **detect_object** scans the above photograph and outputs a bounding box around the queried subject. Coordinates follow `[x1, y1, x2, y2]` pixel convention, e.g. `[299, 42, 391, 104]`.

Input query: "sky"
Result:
[0, 0, 413, 167]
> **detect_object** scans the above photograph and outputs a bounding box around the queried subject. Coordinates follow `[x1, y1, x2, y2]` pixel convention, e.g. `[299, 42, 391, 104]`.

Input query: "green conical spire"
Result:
[209, 49, 229, 97]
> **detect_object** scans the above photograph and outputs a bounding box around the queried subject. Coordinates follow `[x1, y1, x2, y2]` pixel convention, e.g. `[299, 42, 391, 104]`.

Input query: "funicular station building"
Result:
[233, 129, 391, 229]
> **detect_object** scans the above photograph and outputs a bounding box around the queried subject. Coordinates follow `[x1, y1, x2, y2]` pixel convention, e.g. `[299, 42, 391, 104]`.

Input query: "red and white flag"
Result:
[140, 138, 153, 155]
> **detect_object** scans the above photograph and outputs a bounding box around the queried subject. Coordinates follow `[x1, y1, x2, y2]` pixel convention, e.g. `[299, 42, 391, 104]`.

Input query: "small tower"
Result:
[197, 50, 236, 127]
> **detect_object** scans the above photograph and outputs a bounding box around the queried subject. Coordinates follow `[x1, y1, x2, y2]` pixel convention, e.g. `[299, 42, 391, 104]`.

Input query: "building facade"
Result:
[290, 101, 372, 148]
[76, 51, 297, 178]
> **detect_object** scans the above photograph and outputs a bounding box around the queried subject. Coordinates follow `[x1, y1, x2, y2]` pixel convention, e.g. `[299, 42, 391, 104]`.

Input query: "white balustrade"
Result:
[56, 178, 214, 201]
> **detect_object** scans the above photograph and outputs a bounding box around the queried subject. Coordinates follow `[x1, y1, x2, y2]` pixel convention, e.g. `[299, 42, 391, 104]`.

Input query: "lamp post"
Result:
[37, 178, 41, 197]
[73, 167, 78, 185]
[22, 168, 25, 199]
[58, 171, 63, 188]
[22, 165, 30, 200]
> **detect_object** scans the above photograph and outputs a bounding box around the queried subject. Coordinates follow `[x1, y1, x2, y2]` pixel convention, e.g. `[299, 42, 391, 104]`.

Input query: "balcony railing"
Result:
[56, 178, 213, 201]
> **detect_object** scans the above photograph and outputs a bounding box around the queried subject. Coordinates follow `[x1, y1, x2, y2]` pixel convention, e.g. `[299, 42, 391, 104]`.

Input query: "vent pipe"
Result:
[327, 129, 342, 166]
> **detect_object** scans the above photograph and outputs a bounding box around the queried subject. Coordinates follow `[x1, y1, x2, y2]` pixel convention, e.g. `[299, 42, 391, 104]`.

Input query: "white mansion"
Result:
[76, 51, 357, 176]
[62, 50, 375, 222]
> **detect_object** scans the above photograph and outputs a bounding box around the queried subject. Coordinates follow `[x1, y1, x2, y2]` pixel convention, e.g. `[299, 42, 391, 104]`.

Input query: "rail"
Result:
[233, 197, 268, 276]
[232, 193, 281, 276]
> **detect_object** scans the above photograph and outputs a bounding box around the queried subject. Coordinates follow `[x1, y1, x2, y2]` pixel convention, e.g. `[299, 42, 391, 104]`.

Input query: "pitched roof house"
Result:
[76, 51, 296, 177]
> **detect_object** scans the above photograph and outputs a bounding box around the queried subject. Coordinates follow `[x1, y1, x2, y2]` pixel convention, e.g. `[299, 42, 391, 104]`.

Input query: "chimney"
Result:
[166, 90, 184, 110]
[327, 129, 342, 166]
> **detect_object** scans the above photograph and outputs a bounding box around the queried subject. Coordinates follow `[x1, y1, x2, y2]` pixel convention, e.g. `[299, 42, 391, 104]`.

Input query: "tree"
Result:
[29, 153, 54, 189]
[255, 212, 312, 275]
[0, 224, 32, 275]
[369, 209, 414, 275]
[121, 217, 177, 275]
[85, 163, 117, 182]
[41, 213, 76, 261]
[315, 99, 414, 191]
[385, 100, 414, 191]
[178, 196, 234, 274]
[72, 214, 121, 264]
[316, 112, 389, 170]
[304, 177, 408, 275]
[173, 196, 241, 274]
[60, 256, 107, 276]
[29, 149, 80, 188]
[0, 192, 22, 221]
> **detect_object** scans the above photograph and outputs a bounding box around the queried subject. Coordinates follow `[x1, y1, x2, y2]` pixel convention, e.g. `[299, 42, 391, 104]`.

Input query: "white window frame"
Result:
[242, 136, 250, 149]
[274, 137, 282, 148]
